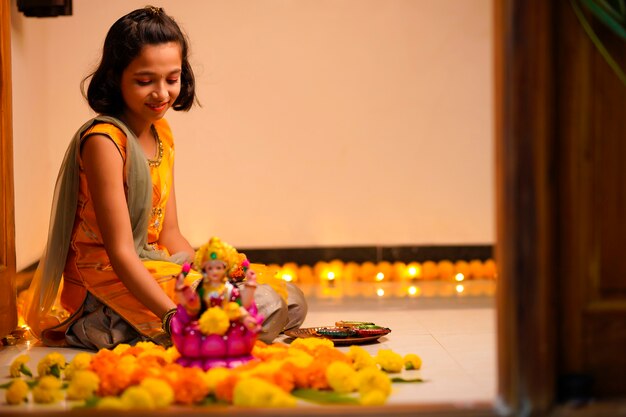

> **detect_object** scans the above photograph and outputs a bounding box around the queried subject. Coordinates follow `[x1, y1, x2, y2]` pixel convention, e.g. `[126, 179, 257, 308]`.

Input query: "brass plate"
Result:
[284, 326, 391, 346]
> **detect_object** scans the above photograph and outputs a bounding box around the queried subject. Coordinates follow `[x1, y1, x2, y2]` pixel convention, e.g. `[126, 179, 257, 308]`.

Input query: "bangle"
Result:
[162, 307, 177, 336]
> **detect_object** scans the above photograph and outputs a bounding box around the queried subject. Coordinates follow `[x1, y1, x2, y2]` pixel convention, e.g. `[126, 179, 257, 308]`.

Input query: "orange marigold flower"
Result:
[282, 362, 310, 389]
[122, 346, 145, 357]
[272, 369, 295, 393]
[168, 367, 209, 405]
[214, 373, 240, 403]
[90, 350, 132, 396]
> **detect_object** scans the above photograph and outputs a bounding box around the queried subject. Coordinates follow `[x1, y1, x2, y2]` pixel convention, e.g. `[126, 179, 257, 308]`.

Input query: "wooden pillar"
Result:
[495, 0, 557, 413]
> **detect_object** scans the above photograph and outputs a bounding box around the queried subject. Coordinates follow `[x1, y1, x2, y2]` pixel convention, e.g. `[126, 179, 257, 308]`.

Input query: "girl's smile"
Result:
[120, 42, 182, 131]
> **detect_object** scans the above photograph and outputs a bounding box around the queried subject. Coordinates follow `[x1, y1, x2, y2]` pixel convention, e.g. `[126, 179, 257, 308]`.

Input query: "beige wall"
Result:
[11, 0, 494, 270]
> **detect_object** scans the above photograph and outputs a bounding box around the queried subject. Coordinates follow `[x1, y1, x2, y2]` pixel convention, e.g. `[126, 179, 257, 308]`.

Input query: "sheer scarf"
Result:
[24, 115, 187, 340]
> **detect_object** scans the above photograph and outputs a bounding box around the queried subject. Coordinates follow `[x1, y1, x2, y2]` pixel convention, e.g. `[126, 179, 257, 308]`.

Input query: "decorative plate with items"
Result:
[285, 321, 391, 345]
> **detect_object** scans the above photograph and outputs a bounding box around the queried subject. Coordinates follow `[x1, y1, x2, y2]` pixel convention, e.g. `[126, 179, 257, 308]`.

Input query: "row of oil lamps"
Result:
[259, 258, 497, 284]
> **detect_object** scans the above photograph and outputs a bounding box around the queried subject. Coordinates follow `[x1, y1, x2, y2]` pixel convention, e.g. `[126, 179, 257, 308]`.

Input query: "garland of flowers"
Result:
[2, 339, 422, 409]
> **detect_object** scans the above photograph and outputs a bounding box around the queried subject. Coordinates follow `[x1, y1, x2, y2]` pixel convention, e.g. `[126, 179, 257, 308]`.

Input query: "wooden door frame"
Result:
[0, 0, 17, 339]
[495, 0, 558, 413]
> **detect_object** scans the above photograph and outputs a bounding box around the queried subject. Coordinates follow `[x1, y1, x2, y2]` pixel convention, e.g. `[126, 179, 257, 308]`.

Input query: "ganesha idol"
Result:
[170, 237, 263, 370]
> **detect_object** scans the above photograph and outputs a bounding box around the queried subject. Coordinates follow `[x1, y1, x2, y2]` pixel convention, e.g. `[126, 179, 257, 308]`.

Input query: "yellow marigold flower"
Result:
[140, 377, 174, 408]
[135, 341, 159, 351]
[198, 307, 230, 335]
[375, 349, 404, 373]
[5, 378, 29, 405]
[224, 301, 242, 320]
[204, 367, 232, 393]
[360, 389, 387, 406]
[138, 348, 168, 363]
[119, 355, 138, 373]
[326, 361, 357, 393]
[96, 396, 127, 410]
[283, 348, 313, 368]
[37, 352, 66, 378]
[404, 353, 422, 370]
[290, 337, 334, 350]
[165, 346, 180, 363]
[347, 345, 377, 370]
[9, 354, 32, 378]
[65, 352, 93, 380]
[121, 386, 155, 409]
[232, 377, 296, 407]
[32, 375, 64, 404]
[356, 367, 392, 397]
[112, 344, 131, 355]
[66, 370, 100, 401]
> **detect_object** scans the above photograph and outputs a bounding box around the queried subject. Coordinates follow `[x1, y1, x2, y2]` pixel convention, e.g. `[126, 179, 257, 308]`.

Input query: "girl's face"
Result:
[120, 42, 182, 127]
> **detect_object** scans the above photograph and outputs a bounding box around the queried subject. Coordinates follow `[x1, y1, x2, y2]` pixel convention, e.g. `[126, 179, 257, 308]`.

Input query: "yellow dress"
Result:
[42, 119, 199, 346]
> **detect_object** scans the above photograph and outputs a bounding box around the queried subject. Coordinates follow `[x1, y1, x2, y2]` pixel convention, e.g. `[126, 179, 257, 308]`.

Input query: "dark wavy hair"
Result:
[82, 6, 196, 115]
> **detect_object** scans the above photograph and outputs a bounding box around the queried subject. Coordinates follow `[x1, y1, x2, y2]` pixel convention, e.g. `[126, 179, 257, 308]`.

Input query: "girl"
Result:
[25, 6, 307, 350]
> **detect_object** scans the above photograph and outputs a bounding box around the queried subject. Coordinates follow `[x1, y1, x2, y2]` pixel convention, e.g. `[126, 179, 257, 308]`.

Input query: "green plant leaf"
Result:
[390, 377, 424, 383]
[292, 389, 360, 405]
[50, 364, 61, 379]
[20, 364, 33, 378]
[571, 0, 626, 86]
[581, 0, 626, 39]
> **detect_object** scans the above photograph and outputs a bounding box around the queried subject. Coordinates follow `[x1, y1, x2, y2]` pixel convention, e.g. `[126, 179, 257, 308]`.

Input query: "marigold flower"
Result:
[253, 343, 289, 361]
[112, 344, 131, 355]
[283, 348, 313, 368]
[290, 337, 334, 353]
[326, 361, 357, 393]
[165, 346, 180, 363]
[375, 349, 404, 373]
[224, 301, 242, 320]
[232, 377, 296, 407]
[9, 354, 32, 378]
[121, 386, 155, 409]
[347, 345, 377, 370]
[204, 367, 233, 394]
[140, 377, 174, 408]
[135, 341, 160, 351]
[32, 375, 64, 404]
[356, 367, 392, 397]
[360, 389, 387, 406]
[198, 307, 230, 335]
[404, 353, 422, 370]
[5, 378, 29, 405]
[214, 373, 239, 403]
[90, 350, 132, 396]
[65, 352, 93, 380]
[166, 366, 210, 405]
[37, 352, 66, 378]
[96, 396, 127, 410]
[66, 370, 100, 401]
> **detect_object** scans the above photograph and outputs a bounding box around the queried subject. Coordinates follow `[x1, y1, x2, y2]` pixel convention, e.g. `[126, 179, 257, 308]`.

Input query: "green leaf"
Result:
[79, 396, 101, 409]
[571, 0, 626, 86]
[580, 0, 626, 39]
[200, 395, 223, 406]
[292, 389, 360, 405]
[20, 364, 33, 378]
[390, 376, 424, 383]
[0, 381, 12, 389]
[50, 364, 61, 379]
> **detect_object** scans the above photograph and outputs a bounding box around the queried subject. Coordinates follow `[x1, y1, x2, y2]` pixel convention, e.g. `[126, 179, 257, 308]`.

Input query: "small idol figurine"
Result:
[170, 237, 263, 369]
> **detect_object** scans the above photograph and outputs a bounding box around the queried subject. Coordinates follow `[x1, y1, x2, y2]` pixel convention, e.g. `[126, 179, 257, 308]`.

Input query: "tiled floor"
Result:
[0, 280, 496, 411]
